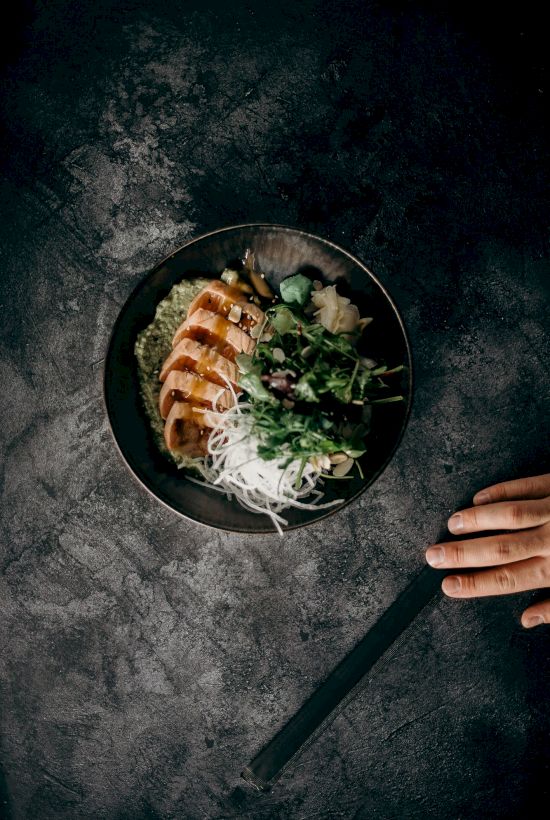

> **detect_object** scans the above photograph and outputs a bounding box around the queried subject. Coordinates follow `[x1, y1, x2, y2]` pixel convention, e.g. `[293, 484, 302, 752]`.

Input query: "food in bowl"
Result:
[135, 250, 403, 533]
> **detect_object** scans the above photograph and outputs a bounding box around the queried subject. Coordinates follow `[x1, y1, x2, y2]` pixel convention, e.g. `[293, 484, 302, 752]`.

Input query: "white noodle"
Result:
[188, 398, 343, 534]
[180, 374, 343, 534]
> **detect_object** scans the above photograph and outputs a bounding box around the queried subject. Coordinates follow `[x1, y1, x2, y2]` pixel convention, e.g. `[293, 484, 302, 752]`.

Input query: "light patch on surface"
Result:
[59, 21, 203, 270]
[98, 219, 193, 262]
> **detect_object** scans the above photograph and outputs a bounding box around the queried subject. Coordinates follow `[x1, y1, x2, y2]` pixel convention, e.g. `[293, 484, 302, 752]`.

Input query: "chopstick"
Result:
[241, 564, 446, 790]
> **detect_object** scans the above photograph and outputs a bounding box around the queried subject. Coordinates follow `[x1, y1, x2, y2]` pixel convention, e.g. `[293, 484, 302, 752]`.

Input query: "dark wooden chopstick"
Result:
[241, 563, 446, 790]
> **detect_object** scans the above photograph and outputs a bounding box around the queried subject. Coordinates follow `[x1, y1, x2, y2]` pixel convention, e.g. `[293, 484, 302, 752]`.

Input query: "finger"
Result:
[473, 473, 550, 505]
[426, 527, 549, 569]
[447, 499, 550, 535]
[521, 599, 550, 628]
[441, 556, 550, 598]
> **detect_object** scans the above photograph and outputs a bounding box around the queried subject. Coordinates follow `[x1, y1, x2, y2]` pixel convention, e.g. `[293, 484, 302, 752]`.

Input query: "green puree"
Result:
[134, 277, 211, 466]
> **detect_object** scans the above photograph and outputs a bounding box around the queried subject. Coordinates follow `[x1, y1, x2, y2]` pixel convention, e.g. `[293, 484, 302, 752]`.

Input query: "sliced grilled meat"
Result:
[164, 401, 219, 457]
[171, 308, 255, 361]
[159, 337, 239, 389]
[187, 280, 264, 331]
[159, 370, 233, 420]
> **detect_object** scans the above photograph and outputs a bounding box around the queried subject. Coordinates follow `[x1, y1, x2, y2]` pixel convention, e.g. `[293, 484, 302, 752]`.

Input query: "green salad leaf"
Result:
[237, 287, 404, 465]
[294, 373, 320, 403]
[239, 372, 278, 404]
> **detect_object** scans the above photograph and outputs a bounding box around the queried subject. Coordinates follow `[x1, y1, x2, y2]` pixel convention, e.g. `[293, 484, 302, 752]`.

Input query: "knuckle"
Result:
[496, 539, 513, 562]
[540, 524, 550, 552]
[530, 529, 550, 555]
[452, 543, 465, 566]
[508, 502, 526, 527]
[468, 507, 480, 529]
[495, 567, 516, 592]
[537, 557, 550, 585]
[523, 477, 540, 497]
[460, 573, 477, 593]
[497, 477, 539, 500]
[493, 482, 510, 500]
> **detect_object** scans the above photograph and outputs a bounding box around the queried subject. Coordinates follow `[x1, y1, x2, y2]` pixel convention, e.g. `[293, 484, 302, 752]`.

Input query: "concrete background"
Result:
[1, 1, 549, 817]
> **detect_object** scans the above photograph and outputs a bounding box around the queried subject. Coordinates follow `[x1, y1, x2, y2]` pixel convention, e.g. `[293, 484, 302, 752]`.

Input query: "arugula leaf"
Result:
[239, 373, 278, 404]
[237, 284, 403, 462]
[279, 274, 312, 307]
[356, 366, 373, 394]
[294, 374, 319, 403]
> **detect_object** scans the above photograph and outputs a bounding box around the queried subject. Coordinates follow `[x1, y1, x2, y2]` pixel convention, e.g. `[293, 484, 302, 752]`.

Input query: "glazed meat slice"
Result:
[164, 401, 219, 457]
[160, 274, 267, 457]
[172, 308, 255, 361]
[159, 370, 233, 420]
[159, 337, 239, 390]
[187, 280, 264, 331]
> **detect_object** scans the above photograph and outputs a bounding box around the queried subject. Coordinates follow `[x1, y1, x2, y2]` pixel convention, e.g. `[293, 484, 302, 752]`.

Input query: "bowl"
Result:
[104, 224, 412, 533]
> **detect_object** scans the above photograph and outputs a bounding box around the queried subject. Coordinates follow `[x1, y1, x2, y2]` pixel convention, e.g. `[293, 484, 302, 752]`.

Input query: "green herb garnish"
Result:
[238, 293, 404, 464]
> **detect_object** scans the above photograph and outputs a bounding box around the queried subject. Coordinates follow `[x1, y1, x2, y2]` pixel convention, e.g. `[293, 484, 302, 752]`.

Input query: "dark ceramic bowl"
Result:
[104, 224, 412, 533]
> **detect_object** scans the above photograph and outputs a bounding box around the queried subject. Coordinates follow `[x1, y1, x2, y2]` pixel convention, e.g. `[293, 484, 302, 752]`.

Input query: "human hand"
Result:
[425, 474, 550, 628]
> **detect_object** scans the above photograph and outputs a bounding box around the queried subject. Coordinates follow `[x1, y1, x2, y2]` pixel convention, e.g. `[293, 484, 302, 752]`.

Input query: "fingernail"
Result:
[442, 576, 461, 594]
[474, 491, 490, 505]
[448, 513, 463, 533]
[426, 546, 445, 567]
[525, 615, 544, 628]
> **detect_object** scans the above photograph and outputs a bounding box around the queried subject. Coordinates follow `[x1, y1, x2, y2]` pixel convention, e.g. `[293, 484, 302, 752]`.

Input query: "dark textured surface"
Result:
[1, 1, 549, 818]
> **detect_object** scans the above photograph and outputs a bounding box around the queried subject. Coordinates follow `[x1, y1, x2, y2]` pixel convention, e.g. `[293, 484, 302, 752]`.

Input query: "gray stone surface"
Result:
[1, 1, 549, 818]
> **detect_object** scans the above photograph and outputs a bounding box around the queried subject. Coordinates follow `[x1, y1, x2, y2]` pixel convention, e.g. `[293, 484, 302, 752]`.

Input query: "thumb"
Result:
[521, 599, 550, 628]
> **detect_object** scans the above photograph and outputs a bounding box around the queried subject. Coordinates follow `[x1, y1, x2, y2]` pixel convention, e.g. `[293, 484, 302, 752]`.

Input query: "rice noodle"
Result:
[191, 399, 342, 535]
[182, 376, 343, 534]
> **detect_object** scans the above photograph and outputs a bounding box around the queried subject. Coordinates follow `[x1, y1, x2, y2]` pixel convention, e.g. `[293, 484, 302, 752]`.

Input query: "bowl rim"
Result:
[103, 222, 414, 534]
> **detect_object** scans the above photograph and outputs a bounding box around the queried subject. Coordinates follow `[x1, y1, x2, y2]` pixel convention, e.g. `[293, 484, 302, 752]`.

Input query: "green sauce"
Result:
[134, 277, 211, 466]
